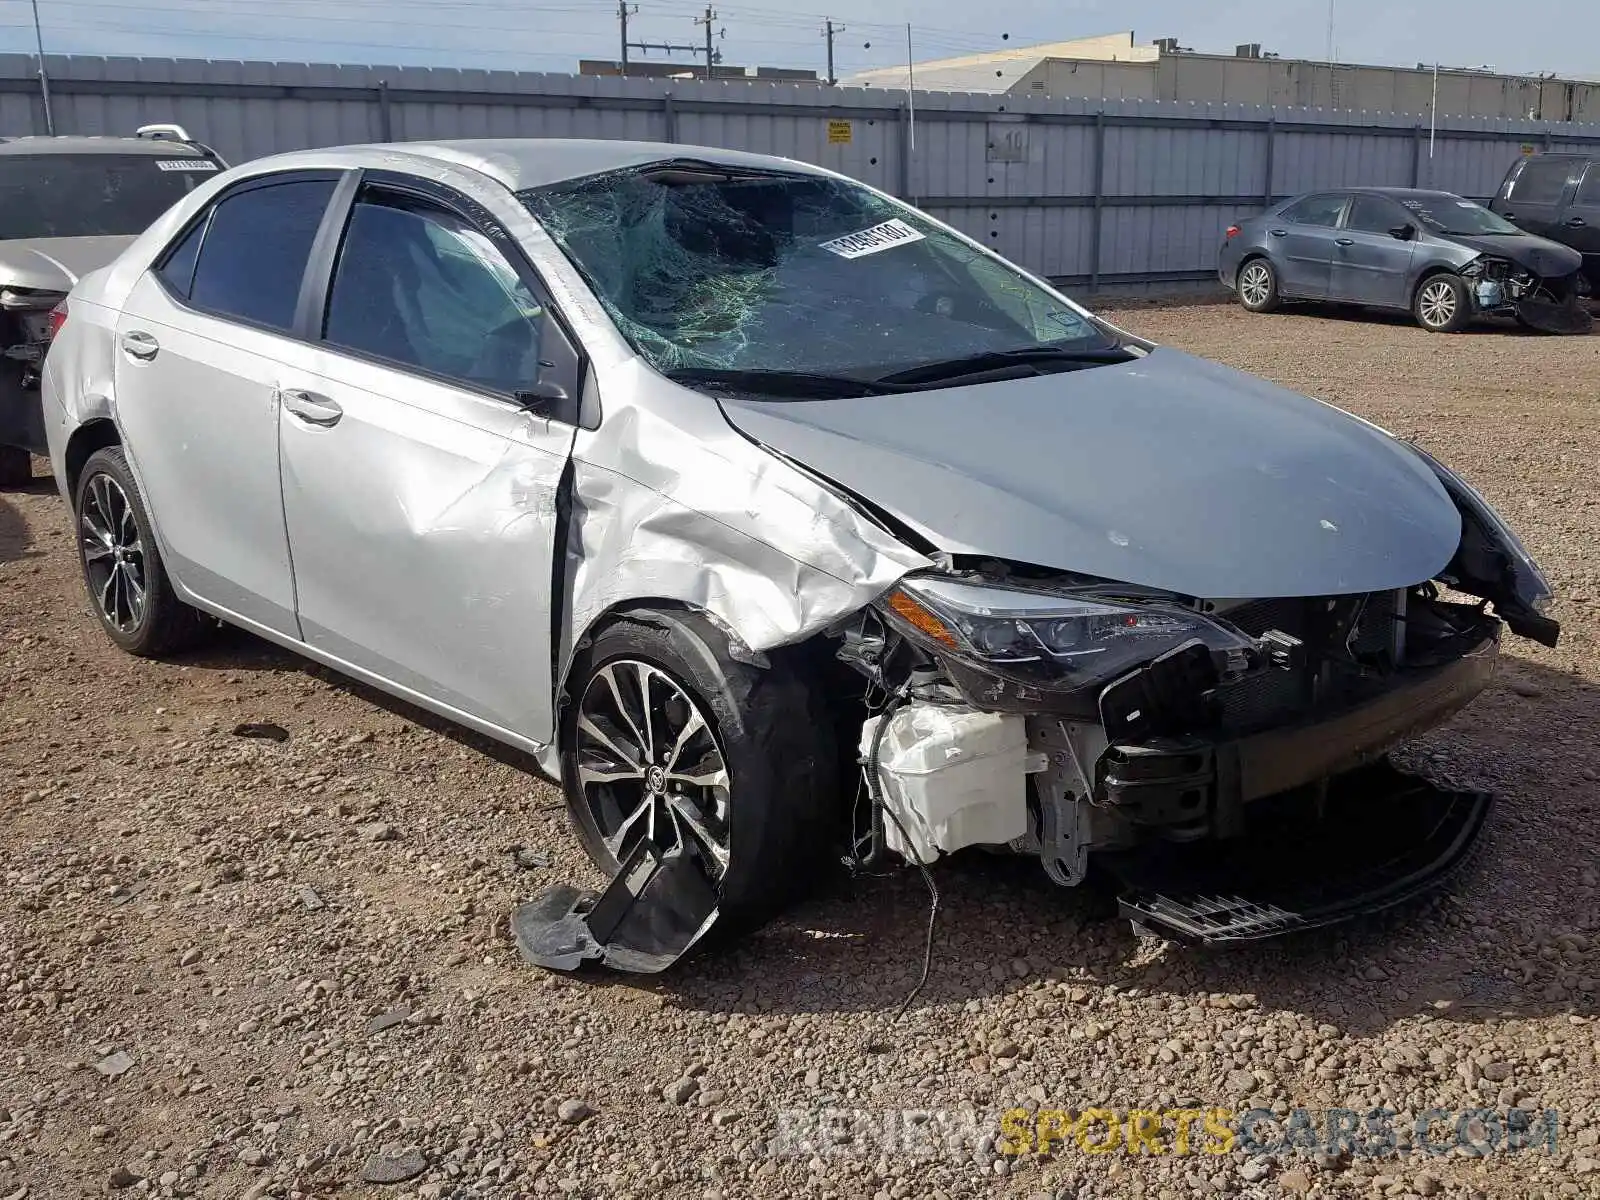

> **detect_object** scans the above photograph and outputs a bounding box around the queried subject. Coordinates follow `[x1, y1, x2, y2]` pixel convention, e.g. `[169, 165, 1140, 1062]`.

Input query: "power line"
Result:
[37, 0, 1044, 55]
[6, 19, 603, 57]
[6, 0, 1038, 80]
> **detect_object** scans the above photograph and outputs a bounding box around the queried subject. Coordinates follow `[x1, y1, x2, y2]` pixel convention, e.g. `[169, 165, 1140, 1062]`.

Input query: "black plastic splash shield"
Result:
[511, 838, 721, 974]
[1515, 297, 1595, 335]
[1102, 759, 1492, 944]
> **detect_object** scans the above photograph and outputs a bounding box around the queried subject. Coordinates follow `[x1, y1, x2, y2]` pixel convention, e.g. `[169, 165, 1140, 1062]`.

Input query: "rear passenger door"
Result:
[1270, 193, 1347, 300]
[113, 171, 342, 637]
[1563, 163, 1600, 293]
[1330, 194, 1415, 308]
[273, 174, 581, 746]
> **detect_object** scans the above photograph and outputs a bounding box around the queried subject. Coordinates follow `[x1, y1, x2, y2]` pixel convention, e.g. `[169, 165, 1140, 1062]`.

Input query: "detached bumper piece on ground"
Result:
[512, 838, 720, 974]
[1104, 758, 1494, 944]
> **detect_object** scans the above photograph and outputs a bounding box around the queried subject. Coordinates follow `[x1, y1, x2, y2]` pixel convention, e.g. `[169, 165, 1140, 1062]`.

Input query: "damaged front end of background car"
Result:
[1459, 251, 1593, 334]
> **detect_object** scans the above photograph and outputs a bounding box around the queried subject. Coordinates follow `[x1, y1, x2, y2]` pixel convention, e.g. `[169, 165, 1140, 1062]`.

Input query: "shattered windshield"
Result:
[1400, 196, 1522, 237]
[519, 164, 1112, 379]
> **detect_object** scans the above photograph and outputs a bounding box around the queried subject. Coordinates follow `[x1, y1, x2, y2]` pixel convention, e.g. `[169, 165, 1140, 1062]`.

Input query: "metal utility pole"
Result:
[694, 7, 723, 82]
[1324, 0, 1335, 63]
[823, 18, 843, 86]
[618, 1, 638, 72]
[1429, 62, 1438, 163]
[30, 0, 54, 135]
[905, 23, 916, 201]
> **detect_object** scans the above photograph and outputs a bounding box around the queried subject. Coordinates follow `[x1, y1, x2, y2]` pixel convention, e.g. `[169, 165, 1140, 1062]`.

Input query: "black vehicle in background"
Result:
[1490, 154, 1600, 299]
[0, 125, 226, 487]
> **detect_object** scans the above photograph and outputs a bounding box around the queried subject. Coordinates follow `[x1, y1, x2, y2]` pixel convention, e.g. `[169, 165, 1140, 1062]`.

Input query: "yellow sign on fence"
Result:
[827, 120, 853, 145]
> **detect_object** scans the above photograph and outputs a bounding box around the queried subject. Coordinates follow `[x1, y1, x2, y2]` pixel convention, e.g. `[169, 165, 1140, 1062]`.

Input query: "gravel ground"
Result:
[3, 301, 1600, 1200]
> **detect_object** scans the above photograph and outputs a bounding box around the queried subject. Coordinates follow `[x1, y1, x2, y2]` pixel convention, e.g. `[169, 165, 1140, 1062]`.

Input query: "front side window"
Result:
[0, 153, 215, 241]
[1344, 195, 1402, 235]
[188, 178, 335, 331]
[1279, 193, 1347, 228]
[520, 165, 1110, 378]
[324, 189, 546, 393]
[1509, 158, 1576, 205]
[1398, 195, 1523, 236]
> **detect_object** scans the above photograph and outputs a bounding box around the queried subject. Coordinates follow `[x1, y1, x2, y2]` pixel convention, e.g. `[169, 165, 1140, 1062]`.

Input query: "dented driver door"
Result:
[274, 182, 580, 747]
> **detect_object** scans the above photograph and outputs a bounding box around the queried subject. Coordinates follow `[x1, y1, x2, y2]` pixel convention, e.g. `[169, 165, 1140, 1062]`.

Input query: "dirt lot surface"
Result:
[4, 303, 1600, 1200]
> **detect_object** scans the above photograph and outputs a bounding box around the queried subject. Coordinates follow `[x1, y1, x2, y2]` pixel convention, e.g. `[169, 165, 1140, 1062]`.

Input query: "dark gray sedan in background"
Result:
[1219, 187, 1591, 334]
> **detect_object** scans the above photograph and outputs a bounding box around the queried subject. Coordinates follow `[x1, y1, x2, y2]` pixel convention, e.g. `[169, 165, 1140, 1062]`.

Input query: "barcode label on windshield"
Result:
[155, 159, 218, 172]
[819, 218, 925, 259]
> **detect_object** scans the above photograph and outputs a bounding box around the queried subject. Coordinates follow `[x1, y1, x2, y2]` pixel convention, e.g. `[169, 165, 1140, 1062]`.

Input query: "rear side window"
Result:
[1578, 164, 1600, 206]
[1509, 158, 1577, 205]
[157, 218, 206, 300]
[1280, 193, 1346, 228]
[188, 179, 335, 332]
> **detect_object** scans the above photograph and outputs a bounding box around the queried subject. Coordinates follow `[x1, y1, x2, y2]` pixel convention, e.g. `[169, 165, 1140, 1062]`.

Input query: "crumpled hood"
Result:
[718, 346, 1464, 600]
[0, 235, 136, 293]
[1446, 232, 1583, 277]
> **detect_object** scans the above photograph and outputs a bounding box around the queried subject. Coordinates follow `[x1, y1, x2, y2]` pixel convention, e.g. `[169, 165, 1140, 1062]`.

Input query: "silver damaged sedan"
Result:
[42, 139, 1559, 958]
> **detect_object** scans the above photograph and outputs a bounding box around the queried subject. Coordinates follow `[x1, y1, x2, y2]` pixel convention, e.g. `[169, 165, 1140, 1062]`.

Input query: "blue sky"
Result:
[1, 0, 1594, 82]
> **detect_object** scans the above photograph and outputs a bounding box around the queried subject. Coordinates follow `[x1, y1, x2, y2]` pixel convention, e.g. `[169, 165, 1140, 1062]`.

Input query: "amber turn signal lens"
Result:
[886, 589, 960, 649]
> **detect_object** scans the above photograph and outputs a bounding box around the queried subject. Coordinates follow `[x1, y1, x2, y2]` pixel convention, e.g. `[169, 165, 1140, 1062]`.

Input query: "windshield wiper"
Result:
[663, 366, 892, 399]
[872, 344, 1137, 387]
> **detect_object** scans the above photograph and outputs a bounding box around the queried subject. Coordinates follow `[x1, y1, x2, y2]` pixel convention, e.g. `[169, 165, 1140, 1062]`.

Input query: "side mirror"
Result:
[1389, 225, 1415, 241]
[514, 377, 569, 418]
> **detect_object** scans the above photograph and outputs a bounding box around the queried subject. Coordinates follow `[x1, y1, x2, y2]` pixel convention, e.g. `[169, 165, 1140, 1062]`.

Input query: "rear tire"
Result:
[74, 446, 209, 657]
[0, 445, 32, 488]
[560, 609, 840, 936]
[1414, 274, 1472, 333]
[1236, 258, 1281, 313]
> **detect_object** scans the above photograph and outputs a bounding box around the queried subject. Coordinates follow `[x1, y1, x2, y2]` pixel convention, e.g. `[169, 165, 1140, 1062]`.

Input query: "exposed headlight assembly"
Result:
[1409, 444, 1559, 647]
[880, 575, 1256, 697]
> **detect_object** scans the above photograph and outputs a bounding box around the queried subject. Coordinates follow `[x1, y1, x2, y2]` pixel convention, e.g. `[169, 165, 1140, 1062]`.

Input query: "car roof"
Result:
[1288, 187, 1471, 204]
[1357, 188, 1465, 201]
[0, 135, 211, 158]
[240, 138, 830, 192]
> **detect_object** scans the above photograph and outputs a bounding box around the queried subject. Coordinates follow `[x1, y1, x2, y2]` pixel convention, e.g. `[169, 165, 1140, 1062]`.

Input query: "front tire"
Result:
[0, 445, 32, 488]
[560, 609, 839, 935]
[1414, 274, 1472, 333]
[74, 446, 209, 657]
[1236, 258, 1280, 312]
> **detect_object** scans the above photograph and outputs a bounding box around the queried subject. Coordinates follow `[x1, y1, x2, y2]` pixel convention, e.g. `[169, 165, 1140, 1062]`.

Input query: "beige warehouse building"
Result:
[848, 31, 1599, 123]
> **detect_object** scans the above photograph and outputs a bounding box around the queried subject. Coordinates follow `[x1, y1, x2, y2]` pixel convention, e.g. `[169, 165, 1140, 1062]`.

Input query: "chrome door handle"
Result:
[279, 389, 343, 427]
[120, 330, 159, 361]
[1335, 237, 1355, 245]
[1269, 228, 1287, 237]
[1567, 216, 1588, 227]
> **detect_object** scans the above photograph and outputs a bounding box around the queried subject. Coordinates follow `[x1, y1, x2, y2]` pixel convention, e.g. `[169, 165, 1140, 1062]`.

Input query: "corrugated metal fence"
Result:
[6, 53, 1600, 291]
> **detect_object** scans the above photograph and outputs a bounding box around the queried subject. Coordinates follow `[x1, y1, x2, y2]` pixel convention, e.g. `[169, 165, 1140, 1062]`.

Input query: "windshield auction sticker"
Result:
[819, 218, 926, 259]
[155, 159, 219, 172]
